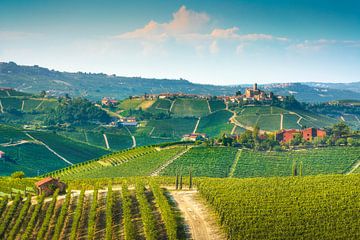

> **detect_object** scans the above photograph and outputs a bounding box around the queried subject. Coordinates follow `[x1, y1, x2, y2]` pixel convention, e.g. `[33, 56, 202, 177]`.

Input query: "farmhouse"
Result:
[35, 177, 66, 196]
[101, 97, 118, 107]
[118, 117, 138, 126]
[0, 151, 5, 159]
[276, 128, 326, 143]
[182, 133, 208, 142]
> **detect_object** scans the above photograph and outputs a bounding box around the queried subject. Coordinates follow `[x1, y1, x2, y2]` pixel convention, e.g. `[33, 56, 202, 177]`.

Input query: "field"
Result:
[198, 174, 360, 239]
[233, 147, 360, 178]
[28, 131, 110, 164]
[64, 146, 186, 179]
[160, 147, 238, 177]
[171, 98, 210, 117]
[208, 100, 226, 112]
[0, 180, 185, 240]
[146, 118, 197, 138]
[196, 110, 233, 137]
[236, 106, 337, 131]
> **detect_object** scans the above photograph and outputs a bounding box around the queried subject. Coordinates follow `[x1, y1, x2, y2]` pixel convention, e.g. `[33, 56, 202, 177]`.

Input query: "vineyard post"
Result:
[189, 167, 193, 190]
[175, 170, 179, 190]
[179, 173, 183, 190]
[292, 160, 297, 176]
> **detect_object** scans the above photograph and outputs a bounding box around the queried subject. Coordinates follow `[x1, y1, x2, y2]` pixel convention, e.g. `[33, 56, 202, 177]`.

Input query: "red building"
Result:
[276, 128, 326, 143]
[35, 177, 66, 196]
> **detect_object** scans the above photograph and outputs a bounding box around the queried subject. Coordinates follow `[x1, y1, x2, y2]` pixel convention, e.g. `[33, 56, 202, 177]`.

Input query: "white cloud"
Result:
[114, 5, 288, 54]
[291, 39, 360, 51]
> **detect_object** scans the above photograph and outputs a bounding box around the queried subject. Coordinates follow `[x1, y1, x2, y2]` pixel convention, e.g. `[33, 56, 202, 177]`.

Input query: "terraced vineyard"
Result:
[233, 147, 360, 178]
[160, 147, 238, 177]
[196, 110, 233, 137]
[146, 118, 197, 138]
[0, 181, 184, 240]
[198, 174, 360, 239]
[236, 106, 337, 131]
[171, 98, 210, 117]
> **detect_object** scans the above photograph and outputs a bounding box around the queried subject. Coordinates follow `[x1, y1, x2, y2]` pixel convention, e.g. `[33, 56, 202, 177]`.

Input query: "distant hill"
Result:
[1, 62, 360, 102]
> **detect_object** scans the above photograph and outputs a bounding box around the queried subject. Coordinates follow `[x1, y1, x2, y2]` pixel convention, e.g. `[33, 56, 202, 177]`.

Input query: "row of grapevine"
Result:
[36, 189, 59, 240]
[7, 194, 32, 240]
[0, 193, 21, 237]
[70, 189, 85, 240]
[121, 183, 136, 240]
[136, 182, 158, 240]
[105, 184, 113, 240]
[87, 188, 98, 240]
[52, 190, 71, 240]
[150, 183, 178, 240]
[22, 194, 46, 239]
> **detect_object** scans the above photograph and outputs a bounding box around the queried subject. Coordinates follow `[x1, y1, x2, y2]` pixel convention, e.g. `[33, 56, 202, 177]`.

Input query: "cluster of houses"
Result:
[275, 128, 326, 143]
[181, 127, 327, 144]
[101, 97, 118, 107]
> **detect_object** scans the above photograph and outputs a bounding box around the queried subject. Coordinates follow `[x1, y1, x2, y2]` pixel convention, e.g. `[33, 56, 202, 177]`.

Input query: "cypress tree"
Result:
[189, 167, 193, 190]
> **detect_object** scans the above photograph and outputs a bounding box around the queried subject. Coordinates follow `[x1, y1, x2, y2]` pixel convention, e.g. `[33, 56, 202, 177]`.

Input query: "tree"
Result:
[331, 122, 351, 139]
[11, 171, 25, 179]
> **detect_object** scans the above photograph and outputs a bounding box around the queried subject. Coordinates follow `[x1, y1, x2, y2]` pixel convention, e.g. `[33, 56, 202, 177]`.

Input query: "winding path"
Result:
[103, 133, 110, 149]
[345, 159, 360, 175]
[171, 190, 225, 240]
[193, 117, 201, 133]
[124, 126, 136, 148]
[0, 100, 3, 113]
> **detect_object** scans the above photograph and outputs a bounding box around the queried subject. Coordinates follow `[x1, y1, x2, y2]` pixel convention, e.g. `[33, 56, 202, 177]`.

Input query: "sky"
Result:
[0, 0, 360, 85]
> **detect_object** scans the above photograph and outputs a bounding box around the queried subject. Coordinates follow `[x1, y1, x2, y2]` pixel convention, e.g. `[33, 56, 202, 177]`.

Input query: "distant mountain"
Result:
[1, 62, 360, 102]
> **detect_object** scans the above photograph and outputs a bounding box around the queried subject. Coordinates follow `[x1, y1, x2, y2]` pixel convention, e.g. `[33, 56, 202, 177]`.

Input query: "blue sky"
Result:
[0, 0, 359, 84]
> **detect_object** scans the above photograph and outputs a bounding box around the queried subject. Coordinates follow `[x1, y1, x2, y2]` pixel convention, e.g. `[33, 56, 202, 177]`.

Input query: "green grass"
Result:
[197, 110, 233, 137]
[106, 133, 133, 150]
[171, 98, 209, 117]
[198, 174, 360, 240]
[208, 100, 225, 112]
[0, 98, 23, 110]
[118, 98, 143, 110]
[160, 147, 238, 177]
[22, 99, 42, 112]
[233, 147, 360, 178]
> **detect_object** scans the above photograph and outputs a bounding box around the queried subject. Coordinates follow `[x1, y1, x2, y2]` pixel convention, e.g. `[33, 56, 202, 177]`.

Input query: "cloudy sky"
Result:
[0, 0, 360, 84]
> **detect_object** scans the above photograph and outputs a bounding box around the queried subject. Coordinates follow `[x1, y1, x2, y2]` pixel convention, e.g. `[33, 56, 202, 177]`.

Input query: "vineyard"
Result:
[171, 98, 210, 117]
[233, 147, 360, 178]
[196, 110, 233, 137]
[160, 147, 238, 177]
[0, 181, 185, 240]
[198, 174, 360, 239]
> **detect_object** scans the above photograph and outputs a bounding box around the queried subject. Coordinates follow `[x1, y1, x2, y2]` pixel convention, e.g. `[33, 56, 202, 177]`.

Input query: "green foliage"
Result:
[52, 190, 71, 240]
[233, 147, 360, 178]
[36, 189, 59, 240]
[136, 182, 158, 240]
[7, 194, 32, 240]
[172, 98, 210, 117]
[46, 97, 111, 125]
[22, 194, 46, 240]
[121, 183, 136, 240]
[151, 183, 177, 240]
[197, 110, 233, 137]
[198, 175, 360, 239]
[105, 184, 113, 240]
[161, 147, 238, 177]
[0, 193, 21, 237]
[87, 188, 98, 240]
[69, 188, 85, 240]
[11, 171, 25, 179]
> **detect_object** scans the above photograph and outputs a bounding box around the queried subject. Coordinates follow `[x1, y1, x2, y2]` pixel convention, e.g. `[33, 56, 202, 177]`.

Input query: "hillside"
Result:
[1, 62, 360, 102]
[47, 145, 360, 179]
[0, 125, 110, 176]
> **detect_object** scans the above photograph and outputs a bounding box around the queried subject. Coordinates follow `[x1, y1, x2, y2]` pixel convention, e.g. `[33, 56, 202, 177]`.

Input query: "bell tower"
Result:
[253, 83, 258, 91]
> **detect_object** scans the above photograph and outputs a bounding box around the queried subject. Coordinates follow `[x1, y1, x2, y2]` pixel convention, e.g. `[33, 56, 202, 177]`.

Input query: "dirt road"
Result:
[171, 190, 225, 240]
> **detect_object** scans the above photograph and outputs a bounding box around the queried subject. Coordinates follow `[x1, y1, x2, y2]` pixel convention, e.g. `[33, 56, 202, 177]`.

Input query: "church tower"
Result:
[253, 83, 258, 91]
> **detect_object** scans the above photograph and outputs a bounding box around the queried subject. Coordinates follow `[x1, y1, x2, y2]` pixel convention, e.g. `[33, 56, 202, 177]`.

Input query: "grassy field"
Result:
[171, 98, 210, 117]
[160, 147, 238, 177]
[233, 147, 360, 178]
[196, 110, 233, 137]
[198, 174, 360, 240]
